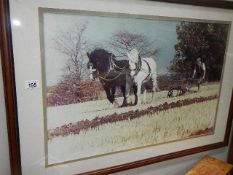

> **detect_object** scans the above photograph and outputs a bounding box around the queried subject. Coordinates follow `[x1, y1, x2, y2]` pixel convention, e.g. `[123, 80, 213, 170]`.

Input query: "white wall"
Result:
[0, 54, 11, 175]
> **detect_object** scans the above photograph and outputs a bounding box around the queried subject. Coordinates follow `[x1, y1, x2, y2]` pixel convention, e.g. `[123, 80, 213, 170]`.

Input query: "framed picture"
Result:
[1, 0, 233, 174]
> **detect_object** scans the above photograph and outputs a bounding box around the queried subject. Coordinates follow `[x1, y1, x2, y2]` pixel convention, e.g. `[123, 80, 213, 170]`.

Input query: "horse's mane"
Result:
[89, 49, 113, 72]
[89, 48, 129, 71]
[91, 48, 115, 59]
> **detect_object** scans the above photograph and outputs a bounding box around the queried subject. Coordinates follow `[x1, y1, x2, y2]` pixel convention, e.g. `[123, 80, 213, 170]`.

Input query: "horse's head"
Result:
[87, 52, 98, 80]
[127, 49, 140, 76]
[87, 49, 112, 80]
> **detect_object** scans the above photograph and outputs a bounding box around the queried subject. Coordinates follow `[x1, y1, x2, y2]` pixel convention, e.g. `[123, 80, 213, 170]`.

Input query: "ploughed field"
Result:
[47, 83, 219, 165]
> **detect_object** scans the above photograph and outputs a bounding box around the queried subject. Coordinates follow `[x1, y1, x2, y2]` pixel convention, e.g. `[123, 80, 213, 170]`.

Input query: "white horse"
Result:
[127, 49, 158, 105]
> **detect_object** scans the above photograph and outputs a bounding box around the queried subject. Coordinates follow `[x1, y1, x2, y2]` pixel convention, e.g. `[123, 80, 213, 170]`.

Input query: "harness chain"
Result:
[98, 72, 123, 81]
[110, 55, 127, 70]
[97, 56, 127, 82]
[143, 59, 151, 82]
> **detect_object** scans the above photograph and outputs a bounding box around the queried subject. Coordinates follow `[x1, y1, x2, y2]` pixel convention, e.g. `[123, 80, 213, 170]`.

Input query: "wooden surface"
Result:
[186, 156, 233, 175]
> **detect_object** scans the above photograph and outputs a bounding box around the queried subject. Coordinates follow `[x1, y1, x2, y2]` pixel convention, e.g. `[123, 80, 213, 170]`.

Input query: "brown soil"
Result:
[48, 95, 217, 140]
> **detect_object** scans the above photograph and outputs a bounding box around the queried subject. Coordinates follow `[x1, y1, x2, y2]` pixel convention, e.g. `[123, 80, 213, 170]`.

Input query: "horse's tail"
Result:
[145, 58, 159, 91]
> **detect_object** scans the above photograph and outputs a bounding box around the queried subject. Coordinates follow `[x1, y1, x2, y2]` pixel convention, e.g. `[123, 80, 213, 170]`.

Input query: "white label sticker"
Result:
[25, 80, 39, 89]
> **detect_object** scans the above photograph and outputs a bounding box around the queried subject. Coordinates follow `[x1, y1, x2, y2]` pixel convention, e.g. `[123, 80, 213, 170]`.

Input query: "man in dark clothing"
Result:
[192, 57, 206, 91]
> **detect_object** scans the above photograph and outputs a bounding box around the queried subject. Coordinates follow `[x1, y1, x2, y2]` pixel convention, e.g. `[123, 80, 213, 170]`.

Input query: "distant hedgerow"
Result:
[47, 74, 103, 106]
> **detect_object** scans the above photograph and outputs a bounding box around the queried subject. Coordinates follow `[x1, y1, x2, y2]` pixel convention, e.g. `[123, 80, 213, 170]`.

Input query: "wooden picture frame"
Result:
[0, 0, 21, 175]
[227, 89, 233, 164]
[228, 135, 233, 164]
[1, 0, 233, 174]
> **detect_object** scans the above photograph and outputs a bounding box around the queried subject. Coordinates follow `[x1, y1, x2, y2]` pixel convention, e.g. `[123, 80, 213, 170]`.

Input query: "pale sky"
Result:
[42, 10, 179, 86]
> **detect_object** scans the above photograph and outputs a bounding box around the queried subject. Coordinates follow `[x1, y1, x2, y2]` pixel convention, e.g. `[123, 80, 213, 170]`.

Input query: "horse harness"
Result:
[109, 55, 126, 71]
[94, 55, 127, 82]
[142, 59, 152, 82]
[131, 55, 152, 82]
[133, 55, 142, 73]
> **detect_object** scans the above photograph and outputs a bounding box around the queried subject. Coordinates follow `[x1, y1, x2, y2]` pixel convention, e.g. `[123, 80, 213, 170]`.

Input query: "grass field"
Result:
[47, 83, 220, 165]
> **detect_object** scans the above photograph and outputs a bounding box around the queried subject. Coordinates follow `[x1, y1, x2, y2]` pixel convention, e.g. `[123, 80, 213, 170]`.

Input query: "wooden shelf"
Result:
[186, 156, 233, 175]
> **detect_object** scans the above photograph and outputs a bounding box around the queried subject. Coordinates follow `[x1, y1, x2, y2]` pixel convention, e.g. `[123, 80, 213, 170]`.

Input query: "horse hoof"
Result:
[126, 97, 133, 104]
[120, 103, 128, 107]
[113, 101, 120, 108]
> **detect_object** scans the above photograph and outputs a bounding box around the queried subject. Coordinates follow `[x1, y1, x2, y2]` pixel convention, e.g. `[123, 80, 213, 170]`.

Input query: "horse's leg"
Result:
[110, 87, 115, 99]
[104, 86, 114, 104]
[136, 81, 142, 105]
[151, 74, 158, 102]
[120, 86, 127, 107]
[142, 88, 147, 104]
[133, 85, 138, 105]
[111, 87, 119, 107]
[125, 76, 132, 105]
[140, 83, 146, 104]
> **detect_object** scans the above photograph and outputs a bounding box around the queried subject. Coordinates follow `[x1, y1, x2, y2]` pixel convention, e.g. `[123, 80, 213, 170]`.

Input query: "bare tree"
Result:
[109, 30, 160, 58]
[54, 23, 88, 79]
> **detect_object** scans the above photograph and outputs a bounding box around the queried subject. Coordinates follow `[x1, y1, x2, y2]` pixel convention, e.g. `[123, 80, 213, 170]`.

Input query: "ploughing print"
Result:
[40, 9, 230, 165]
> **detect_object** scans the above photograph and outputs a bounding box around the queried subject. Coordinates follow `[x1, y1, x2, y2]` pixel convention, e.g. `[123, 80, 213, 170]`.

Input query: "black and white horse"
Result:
[87, 48, 135, 107]
[127, 49, 158, 105]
